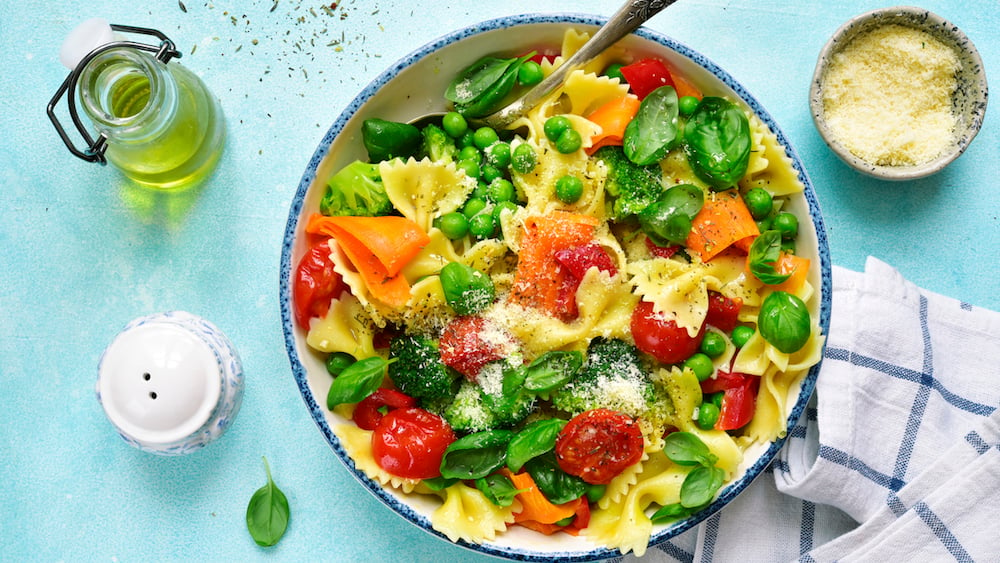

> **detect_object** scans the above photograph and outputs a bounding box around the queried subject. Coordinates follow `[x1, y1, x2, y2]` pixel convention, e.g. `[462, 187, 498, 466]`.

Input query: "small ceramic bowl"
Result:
[809, 7, 988, 181]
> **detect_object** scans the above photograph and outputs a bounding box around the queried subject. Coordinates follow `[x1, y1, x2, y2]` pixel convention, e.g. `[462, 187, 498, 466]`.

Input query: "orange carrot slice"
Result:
[586, 95, 641, 155]
[306, 214, 429, 277]
[686, 191, 760, 262]
[772, 252, 811, 294]
[505, 470, 578, 525]
[510, 212, 599, 316]
[663, 60, 703, 100]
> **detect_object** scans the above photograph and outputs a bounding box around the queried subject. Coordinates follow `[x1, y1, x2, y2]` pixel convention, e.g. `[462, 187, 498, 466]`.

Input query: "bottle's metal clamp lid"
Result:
[46, 19, 181, 164]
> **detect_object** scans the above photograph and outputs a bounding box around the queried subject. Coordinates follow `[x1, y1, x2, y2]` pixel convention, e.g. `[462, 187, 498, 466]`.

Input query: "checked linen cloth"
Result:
[631, 257, 1000, 562]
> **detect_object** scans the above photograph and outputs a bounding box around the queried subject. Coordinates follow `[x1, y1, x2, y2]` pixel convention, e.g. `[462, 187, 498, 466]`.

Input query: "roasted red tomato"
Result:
[352, 388, 417, 431]
[555, 409, 644, 485]
[701, 371, 760, 431]
[371, 407, 455, 479]
[630, 300, 705, 364]
[644, 236, 681, 259]
[618, 58, 677, 100]
[439, 316, 511, 379]
[705, 291, 743, 332]
[292, 241, 346, 329]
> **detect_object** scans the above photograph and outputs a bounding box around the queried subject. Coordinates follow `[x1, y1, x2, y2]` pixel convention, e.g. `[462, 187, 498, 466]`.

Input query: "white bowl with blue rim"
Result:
[279, 13, 832, 561]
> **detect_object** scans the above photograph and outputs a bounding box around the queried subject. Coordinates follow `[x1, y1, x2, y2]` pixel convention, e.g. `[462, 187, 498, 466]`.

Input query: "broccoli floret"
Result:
[443, 364, 535, 433]
[388, 335, 460, 401]
[594, 145, 665, 220]
[320, 160, 394, 217]
[550, 338, 655, 417]
[417, 123, 458, 163]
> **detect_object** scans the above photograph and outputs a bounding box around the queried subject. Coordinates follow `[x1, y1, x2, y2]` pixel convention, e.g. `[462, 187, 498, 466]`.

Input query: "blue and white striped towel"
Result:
[634, 256, 1000, 562]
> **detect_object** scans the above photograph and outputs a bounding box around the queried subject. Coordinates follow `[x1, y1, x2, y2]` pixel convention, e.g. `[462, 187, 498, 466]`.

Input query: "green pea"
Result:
[480, 164, 503, 184]
[487, 178, 516, 203]
[468, 212, 498, 239]
[756, 216, 773, 233]
[442, 111, 468, 138]
[463, 197, 487, 219]
[486, 142, 511, 168]
[555, 128, 583, 154]
[772, 212, 799, 241]
[543, 115, 572, 143]
[744, 187, 773, 220]
[696, 402, 720, 430]
[586, 483, 607, 503]
[518, 60, 544, 86]
[458, 145, 480, 163]
[603, 62, 626, 82]
[555, 175, 584, 204]
[492, 201, 518, 223]
[457, 158, 480, 179]
[325, 352, 356, 377]
[683, 353, 714, 382]
[707, 391, 724, 409]
[437, 211, 469, 240]
[511, 143, 537, 174]
[678, 95, 700, 117]
[457, 129, 476, 149]
[440, 262, 496, 315]
[700, 331, 727, 358]
[473, 127, 500, 150]
[730, 325, 755, 348]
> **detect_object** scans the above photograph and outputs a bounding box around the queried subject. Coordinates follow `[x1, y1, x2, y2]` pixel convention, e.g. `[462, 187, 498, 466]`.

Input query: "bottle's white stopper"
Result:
[59, 17, 116, 70]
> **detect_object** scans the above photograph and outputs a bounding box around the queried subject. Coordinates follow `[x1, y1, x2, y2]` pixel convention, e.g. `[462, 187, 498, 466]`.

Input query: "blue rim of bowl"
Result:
[280, 12, 832, 562]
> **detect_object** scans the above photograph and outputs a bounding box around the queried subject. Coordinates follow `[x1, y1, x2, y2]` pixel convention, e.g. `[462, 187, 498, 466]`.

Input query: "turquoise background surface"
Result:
[2, 0, 997, 561]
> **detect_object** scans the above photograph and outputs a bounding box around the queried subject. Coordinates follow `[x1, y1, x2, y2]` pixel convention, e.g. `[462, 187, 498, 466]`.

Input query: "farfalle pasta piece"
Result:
[431, 483, 516, 544]
[334, 424, 423, 494]
[739, 114, 806, 197]
[305, 293, 377, 358]
[381, 157, 475, 233]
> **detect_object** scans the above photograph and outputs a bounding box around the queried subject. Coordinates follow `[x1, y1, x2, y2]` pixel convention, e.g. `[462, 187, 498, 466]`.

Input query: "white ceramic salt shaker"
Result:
[96, 311, 244, 455]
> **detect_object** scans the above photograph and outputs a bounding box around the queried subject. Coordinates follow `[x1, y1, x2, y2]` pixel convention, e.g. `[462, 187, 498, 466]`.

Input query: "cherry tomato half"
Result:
[371, 407, 456, 479]
[352, 388, 417, 431]
[439, 316, 511, 379]
[700, 371, 759, 431]
[292, 241, 346, 330]
[630, 300, 705, 364]
[555, 409, 644, 485]
[705, 291, 743, 333]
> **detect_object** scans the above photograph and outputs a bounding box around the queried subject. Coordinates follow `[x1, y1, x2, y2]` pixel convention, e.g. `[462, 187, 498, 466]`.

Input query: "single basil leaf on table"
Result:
[663, 431, 718, 467]
[246, 456, 290, 547]
[439, 429, 514, 480]
[326, 356, 392, 410]
[683, 96, 752, 190]
[506, 417, 567, 473]
[748, 230, 792, 285]
[758, 290, 812, 354]
[623, 85, 680, 166]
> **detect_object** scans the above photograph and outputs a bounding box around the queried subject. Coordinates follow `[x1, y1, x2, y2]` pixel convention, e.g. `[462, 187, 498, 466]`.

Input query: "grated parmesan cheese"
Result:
[820, 24, 961, 166]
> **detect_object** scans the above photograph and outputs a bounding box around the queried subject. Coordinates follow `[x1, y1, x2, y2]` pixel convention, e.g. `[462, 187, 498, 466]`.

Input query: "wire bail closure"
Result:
[46, 24, 182, 165]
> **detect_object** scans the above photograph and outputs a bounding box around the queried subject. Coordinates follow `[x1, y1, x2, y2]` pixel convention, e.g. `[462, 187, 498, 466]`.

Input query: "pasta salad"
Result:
[292, 28, 824, 556]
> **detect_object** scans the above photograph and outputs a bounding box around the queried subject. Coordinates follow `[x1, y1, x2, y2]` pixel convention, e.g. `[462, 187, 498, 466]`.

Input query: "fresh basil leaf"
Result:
[475, 473, 523, 507]
[623, 85, 680, 166]
[361, 118, 422, 163]
[246, 457, 290, 547]
[684, 96, 752, 190]
[440, 262, 495, 315]
[326, 356, 391, 409]
[638, 183, 705, 246]
[748, 230, 792, 285]
[421, 476, 459, 491]
[525, 451, 588, 506]
[506, 418, 567, 472]
[663, 431, 718, 467]
[446, 56, 519, 104]
[680, 465, 725, 508]
[758, 290, 812, 354]
[523, 351, 583, 394]
[650, 502, 695, 523]
[439, 429, 513, 480]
